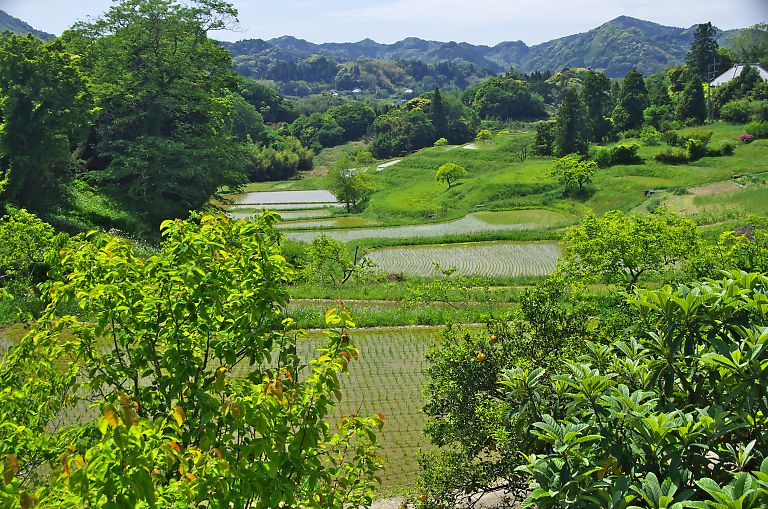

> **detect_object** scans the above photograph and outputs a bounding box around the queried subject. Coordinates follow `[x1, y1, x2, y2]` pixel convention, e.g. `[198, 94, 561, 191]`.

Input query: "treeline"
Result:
[0, 1, 318, 235]
[532, 23, 768, 163]
[226, 42, 495, 98]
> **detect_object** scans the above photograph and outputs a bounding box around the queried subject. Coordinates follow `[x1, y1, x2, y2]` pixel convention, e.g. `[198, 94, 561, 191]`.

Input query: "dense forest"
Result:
[2, 0, 768, 508]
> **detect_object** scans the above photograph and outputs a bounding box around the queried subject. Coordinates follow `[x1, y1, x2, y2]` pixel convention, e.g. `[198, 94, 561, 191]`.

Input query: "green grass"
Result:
[289, 300, 515, 328]
[473, 209, 574, 226]
[224, 123, 767, 239]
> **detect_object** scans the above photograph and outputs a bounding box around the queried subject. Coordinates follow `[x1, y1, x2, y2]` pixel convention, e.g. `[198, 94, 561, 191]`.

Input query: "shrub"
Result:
[719, 99, 752, 123]
[433, 137, 448, 147]
[642, 104, 671, 129]
[515, 273, 768, 509]
[740, 133, 755, 143]
[684, 129, 713, 145]
[619, 128, 640, 139]
[589, 146, 612, 168]
[661, 130, 679, 146]
[590, 143, 643, 167]
[655, 149, 689, 164]
[639, 126, 661, 145]
[686, 138, 708, 161]
[610, 143, 643, 165]
[668, 185, 690, 195]
[752, 99, 768, 121]
[706, 142, 735, 157]
[746, 120, 768, 138]
[475, 129, 493, 142]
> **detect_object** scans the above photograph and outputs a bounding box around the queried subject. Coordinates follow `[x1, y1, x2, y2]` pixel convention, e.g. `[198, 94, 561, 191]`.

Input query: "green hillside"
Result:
[225, 16, 744, 81]
[0, 10, 54, 40]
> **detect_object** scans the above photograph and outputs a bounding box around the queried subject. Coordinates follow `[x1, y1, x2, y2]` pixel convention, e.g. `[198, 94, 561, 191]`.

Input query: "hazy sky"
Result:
[2, 0, 767, 45]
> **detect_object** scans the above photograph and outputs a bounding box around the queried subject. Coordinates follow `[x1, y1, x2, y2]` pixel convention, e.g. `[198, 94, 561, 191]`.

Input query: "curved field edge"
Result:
[283, 212, 572, 243]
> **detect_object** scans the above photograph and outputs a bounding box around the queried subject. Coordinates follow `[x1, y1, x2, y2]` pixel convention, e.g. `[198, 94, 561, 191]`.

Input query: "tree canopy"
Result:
[0, 213, 383, 507]
[0, 34, 93, 211]
[65, 0, 249, 226]
[685, 22, 719, 81]
[435, 162, 468, 189]
[561, 209, 701, 288]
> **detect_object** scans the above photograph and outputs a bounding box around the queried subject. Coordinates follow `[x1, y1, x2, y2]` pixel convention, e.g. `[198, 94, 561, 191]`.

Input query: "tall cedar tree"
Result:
[67, 0, 248, 227]
[581, 71, 612, 142]
[431, 88, 448, 139]
[678, 77, 707, 125]
[612, 68, 648, 132]
[685, 22, 719, 82]
[0, 35, 93, 211]
[553, 88, 589, 157]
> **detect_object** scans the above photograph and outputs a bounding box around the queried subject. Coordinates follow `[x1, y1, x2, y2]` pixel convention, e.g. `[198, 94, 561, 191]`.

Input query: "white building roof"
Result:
[710, 64, 768, 87]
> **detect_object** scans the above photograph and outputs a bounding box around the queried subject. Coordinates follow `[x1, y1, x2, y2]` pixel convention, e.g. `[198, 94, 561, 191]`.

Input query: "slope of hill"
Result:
[0, 10, 54, 40]
[225, 16, 743, 79]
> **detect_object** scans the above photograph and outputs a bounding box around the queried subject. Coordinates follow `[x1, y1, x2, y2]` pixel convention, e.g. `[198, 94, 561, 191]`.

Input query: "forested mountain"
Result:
[0, 10, 53, 40]
[224, 16, 741, 80]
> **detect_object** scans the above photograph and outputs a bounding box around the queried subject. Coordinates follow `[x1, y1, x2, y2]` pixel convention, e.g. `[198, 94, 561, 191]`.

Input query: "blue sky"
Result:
[3, 0, 767, 45]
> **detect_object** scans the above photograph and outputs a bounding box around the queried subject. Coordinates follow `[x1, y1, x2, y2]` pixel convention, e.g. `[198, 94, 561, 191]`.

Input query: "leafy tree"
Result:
[561, 208, 701, 289]
[677, 76, 707, 125]
[0, 34, 93, 211]
[328, 102, 376, 141]
[328, 161, 375, 212]
[67, 0, 248, 226]
[0, 213, 383, 507]
[689, 219, 768, 277]
[685, 22, 719, 81]
[730, 23, 768, 65]
[644, 71, 672, 107]
[418, 277, 612, 508]
[532, 120, 556, 156]
[474, 129, 493, 143]
[244, 136, 313, 181]
[553, 88, 589, 157]
[431, 88, 448, 138]
[612, 68, 648, 132]
[370, 109, 436, 158]
[550, 154, 596, 194]
[714, 64, 764, 106]
[581, 71, 612, 142]
[462, 75, 547, 121]
[0, 209, 68, 312]
[237, 77, 298, 123]
[435, 162, 468, 189]
[287, 112, 345, 150]
[227, 93, 267, 144]
[515, 272, 768, 509]
[303, 234, 375, 287]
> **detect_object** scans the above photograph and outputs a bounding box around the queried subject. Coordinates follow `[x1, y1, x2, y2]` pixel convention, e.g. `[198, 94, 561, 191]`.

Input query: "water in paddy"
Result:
[234, 190, 337, 205]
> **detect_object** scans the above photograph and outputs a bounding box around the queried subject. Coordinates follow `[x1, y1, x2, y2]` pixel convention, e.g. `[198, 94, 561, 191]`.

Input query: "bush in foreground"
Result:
[0, 213, 382, 508]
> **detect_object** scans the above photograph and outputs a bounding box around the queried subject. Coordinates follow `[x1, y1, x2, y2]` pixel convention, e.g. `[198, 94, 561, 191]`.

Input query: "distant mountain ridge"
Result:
[0, 11, 744, 78]
[0, 10, 54, 40]
[226, 16, 741, 77]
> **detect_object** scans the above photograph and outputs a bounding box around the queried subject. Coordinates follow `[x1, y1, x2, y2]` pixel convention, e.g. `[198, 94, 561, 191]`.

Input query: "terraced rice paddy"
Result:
[298, 326, 439, 488]
[285, 210, 567, 242]
[279, 217, 378, 229]
[232, 189, 337, 205]
[0, 324, 441, 490]
[229, 208, 338, 220]
[366, 241, 561, 277]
